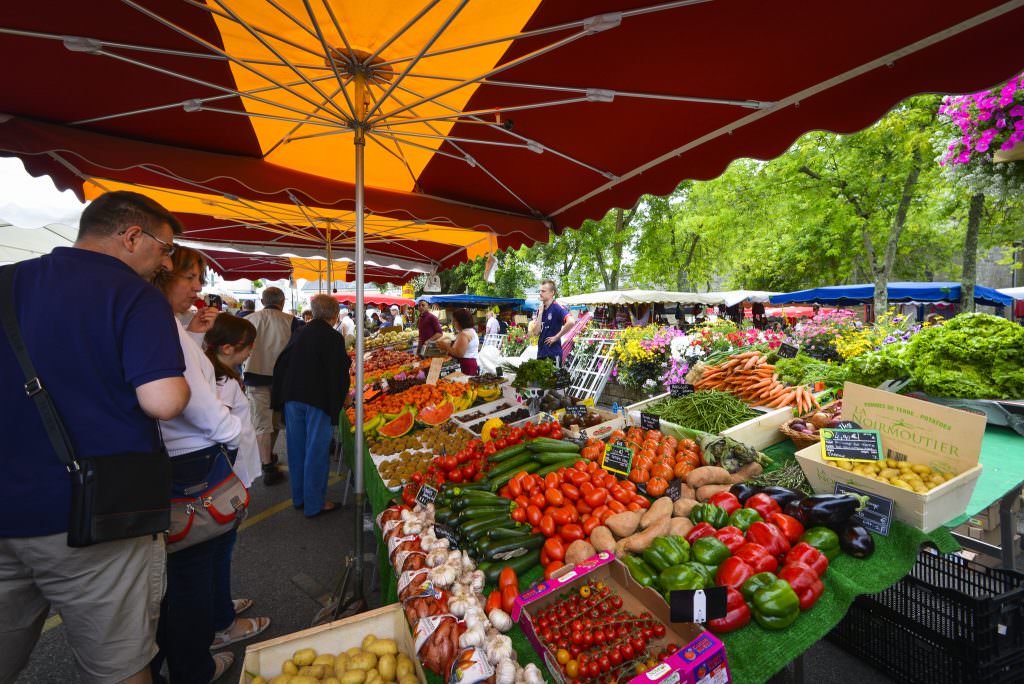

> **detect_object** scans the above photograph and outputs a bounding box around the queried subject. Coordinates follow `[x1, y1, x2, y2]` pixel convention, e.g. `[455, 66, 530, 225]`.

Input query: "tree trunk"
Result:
[675, 233, 701, 290]
[865, 150, 922, 314]
[960, 192, 984, 312]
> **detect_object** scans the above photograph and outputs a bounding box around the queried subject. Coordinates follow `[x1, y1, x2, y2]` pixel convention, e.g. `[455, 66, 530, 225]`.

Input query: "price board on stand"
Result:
[640, 412, 661, 431]
[602, 440, 634, 477]
[777, 343, 799, 359]
[669, 384, 695, 398]
[820, 428, 884, 463]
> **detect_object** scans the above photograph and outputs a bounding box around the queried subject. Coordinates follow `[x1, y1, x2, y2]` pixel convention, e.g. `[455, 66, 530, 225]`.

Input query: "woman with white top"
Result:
[437, 307, 479, 376]
[151, 246, 265, 683]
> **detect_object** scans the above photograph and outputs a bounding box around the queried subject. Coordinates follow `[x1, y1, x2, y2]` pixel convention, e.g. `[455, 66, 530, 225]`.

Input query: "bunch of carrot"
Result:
[694, 351, 820, 413]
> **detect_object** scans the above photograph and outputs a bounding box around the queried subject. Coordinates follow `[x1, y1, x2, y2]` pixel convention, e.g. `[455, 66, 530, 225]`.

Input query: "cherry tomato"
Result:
[565, 660, 579, 679]
[539, 421, 553, 435]
[495, 438, 509, 450]
[526, 423, 538, 438]
[653, 623, 666, 638]
[448, 469, 464, 483]
[484, 442, 497, 456]
[609, 649, 623, 666]
[621, 643, 635, 661]
[550, 428, 563, 440]
[598, 655, 611, 673]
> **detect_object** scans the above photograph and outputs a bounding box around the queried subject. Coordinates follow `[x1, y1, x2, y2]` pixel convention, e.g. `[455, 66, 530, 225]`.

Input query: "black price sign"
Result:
[415, 484, 438, 506]
[602, 440, 634, 477]
[834, 420, 861, 429]
[777, 343, 799, 359]
[640, 412, 661, 431]
[821, 428, 883, 463]
[433, 523, 460, 549]
[669, 383, 695, 398]
[566, 405, 588, 418]
[834, 482, 893, 536]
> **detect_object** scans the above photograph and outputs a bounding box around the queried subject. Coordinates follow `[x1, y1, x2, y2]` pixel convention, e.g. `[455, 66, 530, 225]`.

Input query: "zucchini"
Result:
[461, 513, 513, 537]
[466, 520, 519, 541]
[433, 505, 453, 524]
[526, 438, 579, 452]
[535, 458, 581, 477]
[487, 462, 541, 492]
[487, 525, 532, 540]
[483, 452, 534, 480]
[480, 534, 545, 561]
[488, 444, 527, 463]
[457, 481, 492, 491]
[454, 505, 512, 526]
[452, 492, 509, 512]
[533, 451, 582, 465]
[482, 549, 541, 584]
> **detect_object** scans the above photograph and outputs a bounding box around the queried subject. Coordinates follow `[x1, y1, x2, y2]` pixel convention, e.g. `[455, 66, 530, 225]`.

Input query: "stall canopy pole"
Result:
[352, 70, 367, 603]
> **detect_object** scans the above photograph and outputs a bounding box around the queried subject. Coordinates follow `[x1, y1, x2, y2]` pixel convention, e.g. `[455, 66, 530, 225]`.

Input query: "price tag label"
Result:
[566, 405, 588, 418]
[777, 343, 799, 359]
[425, 357, 443, 385]
[834, 420, 861, 429]
[669, 383, 695, 398]
[415, 484, 438, 507]
[602, 440, 634, 477]
[670, 587, 728, 624]
[640, 412, 661, 431]
[439, 362, 460, 378]
[834, 482, 893, 536]
[820, 428, 884, 463]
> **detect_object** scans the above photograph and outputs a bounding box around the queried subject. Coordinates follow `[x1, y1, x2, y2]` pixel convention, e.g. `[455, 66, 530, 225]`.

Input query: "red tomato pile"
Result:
[497, 460, 651, 578]
[533, 579, 678, 683]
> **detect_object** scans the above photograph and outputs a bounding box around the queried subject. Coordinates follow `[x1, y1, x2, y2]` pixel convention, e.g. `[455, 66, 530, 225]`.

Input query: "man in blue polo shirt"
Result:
[529, 279, 575, 363]
[0, 191, 190, 684]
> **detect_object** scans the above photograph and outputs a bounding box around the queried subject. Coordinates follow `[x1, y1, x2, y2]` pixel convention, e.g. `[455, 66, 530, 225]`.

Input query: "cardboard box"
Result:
[795, 383, 985, 532]
[512, 552, 730, 684]
[238, 603, 427, 684]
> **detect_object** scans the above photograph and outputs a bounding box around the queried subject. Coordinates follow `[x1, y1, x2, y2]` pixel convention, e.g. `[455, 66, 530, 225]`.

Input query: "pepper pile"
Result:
[622, 485, 875, 635]
[532, 580, 678, 682]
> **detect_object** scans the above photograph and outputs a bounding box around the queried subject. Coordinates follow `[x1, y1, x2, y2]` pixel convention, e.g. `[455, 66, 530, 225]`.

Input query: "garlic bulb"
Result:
[487, 608, 513, 633]
[464, 607, 487, 632]
[495, 658, 516, 684]
[461, 551, 475, 573]
[446, 550, 462, 566]
[522, 664, 544, 684]
[427, 563, 457, 587]
[425, 547, 448, 568]
[467, 569, 485, 594]
[449, 594, 474, 618]
[403, 519, 423, 535]
[484, 634, 514, 664]
[459, 623, 486, 648]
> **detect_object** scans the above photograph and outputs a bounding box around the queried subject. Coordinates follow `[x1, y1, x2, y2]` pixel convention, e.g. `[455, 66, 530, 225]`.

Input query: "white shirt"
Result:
[485, 316, 500, 336]
[216, 376, 260, 487]
[462, 328, 479, 360]
[160, 320, 242, 457]
[339, 315, 355, 337]
[393, 314, 405, 327]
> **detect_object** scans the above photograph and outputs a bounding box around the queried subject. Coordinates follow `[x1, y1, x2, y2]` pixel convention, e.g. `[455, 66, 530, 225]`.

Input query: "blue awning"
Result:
[769, 282, 1012, 308]
[417, 294, 525, 308]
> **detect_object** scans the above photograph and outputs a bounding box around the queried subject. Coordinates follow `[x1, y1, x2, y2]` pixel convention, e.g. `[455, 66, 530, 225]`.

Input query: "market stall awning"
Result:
[770, 282, 1014, 308]
[998, 287, 1024, 300]
[333, 294, 414, 308]
[417, 294, 525, 308]
[703, 290, 779, 307]
[557, 289, 718, 306]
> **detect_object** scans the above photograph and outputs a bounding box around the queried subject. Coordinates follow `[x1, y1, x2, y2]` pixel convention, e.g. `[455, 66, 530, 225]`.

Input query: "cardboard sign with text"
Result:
[842, 382, 985, 475]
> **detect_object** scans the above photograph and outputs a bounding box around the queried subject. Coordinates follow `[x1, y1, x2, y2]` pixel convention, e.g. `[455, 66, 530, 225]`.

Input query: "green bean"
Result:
[645, 390, 758, 433]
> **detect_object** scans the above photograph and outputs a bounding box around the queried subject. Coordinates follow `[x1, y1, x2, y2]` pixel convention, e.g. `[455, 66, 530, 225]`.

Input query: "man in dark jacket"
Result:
[271, 294, 351, 516]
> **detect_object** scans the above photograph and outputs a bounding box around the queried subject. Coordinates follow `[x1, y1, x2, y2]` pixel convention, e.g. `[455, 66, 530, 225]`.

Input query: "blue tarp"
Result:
[520, 300, 588, 313]
[769, 282, 1012, 308]
[417, 294, 525, 308]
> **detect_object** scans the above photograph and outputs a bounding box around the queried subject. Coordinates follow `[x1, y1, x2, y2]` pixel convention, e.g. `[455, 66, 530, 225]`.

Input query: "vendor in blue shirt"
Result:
[530, 279, 575, 362]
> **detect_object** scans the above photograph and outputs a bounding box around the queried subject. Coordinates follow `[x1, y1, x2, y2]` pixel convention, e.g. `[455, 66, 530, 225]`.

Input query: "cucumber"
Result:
[526, 438, 580, 452]
[482, 549, 541, 584]
[483, 452, 535, 480]
[487, 525, 532, 540]
[533, 451, 582, 465]
[488, 444, 527, 463]
[535, 458, 581, 477]
[480, 534, 545, 561]
[487, 462, 541, 492]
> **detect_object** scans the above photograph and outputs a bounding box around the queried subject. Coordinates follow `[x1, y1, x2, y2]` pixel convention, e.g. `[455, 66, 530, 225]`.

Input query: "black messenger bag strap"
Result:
[0, 264, 81, 473]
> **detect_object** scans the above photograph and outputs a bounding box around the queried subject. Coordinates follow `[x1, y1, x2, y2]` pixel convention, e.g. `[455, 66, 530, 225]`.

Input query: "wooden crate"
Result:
[238, 603, 426, 684]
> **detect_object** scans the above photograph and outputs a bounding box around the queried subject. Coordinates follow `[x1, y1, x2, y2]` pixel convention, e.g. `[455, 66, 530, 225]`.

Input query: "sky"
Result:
[0, 157, 85, 229]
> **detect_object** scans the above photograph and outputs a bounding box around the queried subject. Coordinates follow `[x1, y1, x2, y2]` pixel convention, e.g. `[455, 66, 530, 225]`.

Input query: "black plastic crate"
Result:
[828, 548, 1024, 684]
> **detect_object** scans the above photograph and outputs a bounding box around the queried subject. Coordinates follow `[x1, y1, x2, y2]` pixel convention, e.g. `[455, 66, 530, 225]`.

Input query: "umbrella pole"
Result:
[352, 126, 366, 604]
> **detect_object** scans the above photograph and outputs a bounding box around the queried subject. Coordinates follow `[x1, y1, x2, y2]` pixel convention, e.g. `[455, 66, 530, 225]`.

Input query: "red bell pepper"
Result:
[685, 522, 717, 544]
[714, 525, 746, 553]
[746, 521, 791, 559]
[785, 542, 829, 578]
[715, 556, 755, 589]
[707, 491, 741, 516]
[768, 513, 805, 545]
[733, 542, 778, 574]
[778, 562, 825, 611]
[744, 493, 782, 520]
[707, 587, 751, 635]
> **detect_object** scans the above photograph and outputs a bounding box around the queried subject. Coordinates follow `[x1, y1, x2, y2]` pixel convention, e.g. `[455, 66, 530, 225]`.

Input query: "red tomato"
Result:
[550, 506, 573, 525]
[485, 590, 502, 614]
[510, 507, 527, 523]
[514, 495, 529, 509]
[530, 492, 547, 509]
[545, 488, 565, 507]
[543, 536, 566, 561]
[584, 488, 607, 508]
[607, 499, 626, 514]
[611, 486, 633, 504]
[525, 423, 538, 438]
[540, 514, 556, 538]
[539, 421, 553, 435]
[550, 428, 563, 440]
[501, 584, 518, 613]
[560, 483, 580, 501]
[574, 500, 592, 515]
[484, 442, 497, 456]
[499, 566, 518, 591]
[495, 438, 509, 450]
[559, 524, 584, 543]
[632, 495, 651, 509]
[507, 477, 522, 499]
[448, 470, 464, 483]
[582, 515, 601, 536]
[526, 505, 543, 527]
[626, 502, 642, 512]
[544, 472, 561, 490]
[544, 561, 565, 579]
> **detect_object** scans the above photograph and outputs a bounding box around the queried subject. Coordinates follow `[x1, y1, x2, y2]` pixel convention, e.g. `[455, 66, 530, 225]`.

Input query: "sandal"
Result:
[307, 501, 342, 517]
[232, 598, 253, 616]
[210, 616, 271, 650]
[210, 652, 234, 682]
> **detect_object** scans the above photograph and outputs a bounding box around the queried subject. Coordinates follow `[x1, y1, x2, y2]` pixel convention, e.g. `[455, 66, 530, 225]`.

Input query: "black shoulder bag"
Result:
[0, 264, 171, 547]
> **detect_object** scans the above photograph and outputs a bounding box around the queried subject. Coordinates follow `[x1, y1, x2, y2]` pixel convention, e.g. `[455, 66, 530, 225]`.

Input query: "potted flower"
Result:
[939, 72, 1024, 166]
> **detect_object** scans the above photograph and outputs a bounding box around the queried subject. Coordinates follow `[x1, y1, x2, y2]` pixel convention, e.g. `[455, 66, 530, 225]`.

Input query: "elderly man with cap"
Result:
[336, 306, 355, 340]
[389, 304, 405, 328]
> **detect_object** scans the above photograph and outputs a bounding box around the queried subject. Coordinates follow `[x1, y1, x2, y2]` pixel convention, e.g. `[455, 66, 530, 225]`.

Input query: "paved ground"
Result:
[17, 435, 1021, 684]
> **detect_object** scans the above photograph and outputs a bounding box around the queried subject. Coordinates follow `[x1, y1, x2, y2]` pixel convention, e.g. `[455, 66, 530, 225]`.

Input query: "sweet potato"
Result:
[640, 497, 673, 529]
[730, 462, 764, 483]
[673, 498, 699, 518]
[679, 483, 696, 501]
[697, 484, 733, 501]
[605, 511, 642, 539]
[686, 466, 733, 489]
[589, 526, 616, 552]
[668, 517, 694, 538]
[615, 517, 671, 556]
[565, 540, 597, 566]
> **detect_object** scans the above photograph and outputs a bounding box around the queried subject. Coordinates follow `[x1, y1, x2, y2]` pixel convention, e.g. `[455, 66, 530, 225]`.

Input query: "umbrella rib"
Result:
[373, 129, 535, 150]
[316, 0, 357, 68]
[263, 82, 353, 157]
[182, 0, 328, 62]
[363, 0, 469, 124]
[364, 0, 444, 67]
[364, 134, 422, 191]
[207, 0, 351, 121]
[300, 0, 358, 119]
[376, 96, 591, 128]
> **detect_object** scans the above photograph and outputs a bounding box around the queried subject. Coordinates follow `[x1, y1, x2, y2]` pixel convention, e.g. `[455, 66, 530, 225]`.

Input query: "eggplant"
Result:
[729, 482, 761, 505]
[839, 521, 875, 559]
[796, 494, 867, 527]
[784, 499, 806, 524]
[757, 486, 804, 510]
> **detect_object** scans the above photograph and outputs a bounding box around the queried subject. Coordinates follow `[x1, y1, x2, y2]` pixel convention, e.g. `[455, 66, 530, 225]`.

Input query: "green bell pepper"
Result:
[727, 507, 763, 532]
[665, 535, 691, 562]
[690, 503, 729, 529]
[623, 555, 658, 587]
[751, 579, 800, 630]
[691, 536, 731, 566]
[800, 526, 841, 561]
[684, 561, 717, 587]
[642, 536, 687, 571]
[740, 571, 779, 602]
[657, 564, 705, 595]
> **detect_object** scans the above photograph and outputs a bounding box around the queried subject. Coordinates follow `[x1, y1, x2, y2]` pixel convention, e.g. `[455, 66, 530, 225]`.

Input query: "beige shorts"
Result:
[246, 385, 282, 435]
[0, 533, 165, 684]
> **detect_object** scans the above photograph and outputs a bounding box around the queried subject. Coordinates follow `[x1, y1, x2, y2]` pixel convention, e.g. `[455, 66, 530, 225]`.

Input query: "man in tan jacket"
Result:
[243, 287, 300, 485]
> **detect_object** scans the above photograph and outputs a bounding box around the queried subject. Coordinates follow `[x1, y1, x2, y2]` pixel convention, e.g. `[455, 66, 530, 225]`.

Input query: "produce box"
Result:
[238, 603, 427, 684]
[512, 551, 731, 684]
[795, 383, 986, 532]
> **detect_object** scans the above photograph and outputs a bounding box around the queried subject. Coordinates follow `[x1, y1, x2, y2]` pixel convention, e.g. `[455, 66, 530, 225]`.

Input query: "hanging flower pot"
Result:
[993, 139, 1024, 163]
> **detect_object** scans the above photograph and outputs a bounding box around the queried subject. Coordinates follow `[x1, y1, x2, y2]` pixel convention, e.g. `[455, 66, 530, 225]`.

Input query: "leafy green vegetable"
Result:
[645, 390, 758, 433]
[775, 354, 850, 388]
[502, 359, 558, 389]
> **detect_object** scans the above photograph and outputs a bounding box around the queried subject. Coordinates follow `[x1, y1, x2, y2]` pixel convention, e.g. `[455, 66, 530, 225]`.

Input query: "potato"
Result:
[673, 498, 699, 518]
[365, 639, 398, 656]
[269, 676, 292, 684]
[251, 677, 267, 684]
[615, 516, 671, 556]
[398, 675, 420, 684]
[340, 671, 366, 684]
[324, 678, 342, 684]
[396, 655, 415, 680]
[378, 653, 397, 682]
[890, 479, 913, 490]
[346, 647, 364, 659]
[605, 511, 641, 538]
[640, 497, 673, 529]
[911, 464, 933, 475]
[349, 652, 378, 671]
[298, 666, 325, 679]
[293, 648, 317, 667]
[334, 654, 350, 674]
[696, 484, 732, 501]
[730, 462, 763, 483]
[290, 677, 319, 684]
[589, 526, 616, 552]
[879, 468, 900, 479]
[834, 460, 854, 471]
[314, 654, 336, 667]
[668, 517, 693, 538]
[686, 466, 732, 489]
[362, 634, 377, 650]
[365, 670, 381, 684]
[283, 661, 300, 676]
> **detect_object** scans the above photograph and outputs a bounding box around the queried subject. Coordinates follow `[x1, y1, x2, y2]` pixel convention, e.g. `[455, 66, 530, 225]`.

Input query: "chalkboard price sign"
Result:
[602, 440, 634, 477]
[834, 482, 893, 536]
[669, 383, 695, 398]
[777, 343, 799, 359]
[415, 484, 438, 507]
[640, 412, 661, 431]
[566, 405, 588, 418]
[820, 428, 883, 463]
